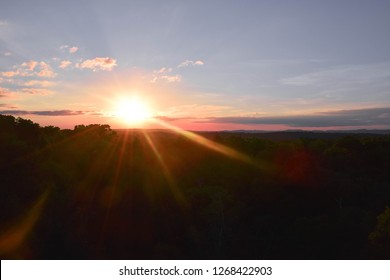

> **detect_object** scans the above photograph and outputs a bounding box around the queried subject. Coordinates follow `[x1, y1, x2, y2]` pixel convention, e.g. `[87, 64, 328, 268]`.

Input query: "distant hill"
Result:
[113, 128, 390, 141]
[195, 130, 389, 141]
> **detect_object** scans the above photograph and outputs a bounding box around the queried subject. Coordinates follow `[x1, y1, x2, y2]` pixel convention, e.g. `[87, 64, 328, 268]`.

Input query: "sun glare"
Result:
[115, 97, 152, 124]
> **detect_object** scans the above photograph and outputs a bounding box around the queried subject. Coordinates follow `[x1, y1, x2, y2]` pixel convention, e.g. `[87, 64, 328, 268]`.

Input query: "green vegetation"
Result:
[1, 115, 390, 259]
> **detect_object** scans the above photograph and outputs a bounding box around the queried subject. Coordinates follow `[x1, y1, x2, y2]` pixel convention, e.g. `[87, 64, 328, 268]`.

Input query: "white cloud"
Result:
[160, 75, 182, 83]
[3, 52, 11, 56]
[154, 67, 172, 74]
[77, 57, 117, 71]
[150, 75, 181, 83]
[0, 20, 8, 26]
[60, 45, 79, 54]
[178, 59, 205, 68]
[59, 60, 72, 69]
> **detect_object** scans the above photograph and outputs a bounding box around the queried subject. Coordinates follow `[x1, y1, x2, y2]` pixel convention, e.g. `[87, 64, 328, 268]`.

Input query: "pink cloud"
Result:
[36, 62, 57, 78]
[1, 61, 57, 78]
[69, 46, 78, 54]
[59, 60, 72, 69]
[0, 87, 16, 98]
[77, 57, 117, 71]
[1, 71, 18, 77]
[0, 87, 9, 97]
[21, 88, 53, 95]
[150, 74, 181, 83]
[21, 60, 38, 71]
[151, 67, 181, 83]
[23, 80, 56, 87]
[0, 103, 17, 109]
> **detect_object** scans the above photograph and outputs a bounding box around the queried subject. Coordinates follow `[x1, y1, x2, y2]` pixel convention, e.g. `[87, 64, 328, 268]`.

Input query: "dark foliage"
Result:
[1, 114, 390, 259]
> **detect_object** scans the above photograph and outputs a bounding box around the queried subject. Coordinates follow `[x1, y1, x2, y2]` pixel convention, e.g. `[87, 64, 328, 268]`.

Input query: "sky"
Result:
[1, 0, 390, 130]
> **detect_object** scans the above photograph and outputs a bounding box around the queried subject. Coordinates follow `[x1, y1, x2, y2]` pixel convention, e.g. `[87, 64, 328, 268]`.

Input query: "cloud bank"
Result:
[0, 110, 86, 116]
[0, 104, 17, 109]
[200, 107, 390, 127]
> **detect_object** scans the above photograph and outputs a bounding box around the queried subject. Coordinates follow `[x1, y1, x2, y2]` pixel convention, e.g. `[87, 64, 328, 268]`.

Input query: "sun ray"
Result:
[99, 130, 130, 243]
[141, 131, 188, 206]
[152, 118, 270, 171]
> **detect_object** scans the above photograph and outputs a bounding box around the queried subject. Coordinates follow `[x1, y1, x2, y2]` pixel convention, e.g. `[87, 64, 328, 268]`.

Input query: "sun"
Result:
[115, 96, 152, 124]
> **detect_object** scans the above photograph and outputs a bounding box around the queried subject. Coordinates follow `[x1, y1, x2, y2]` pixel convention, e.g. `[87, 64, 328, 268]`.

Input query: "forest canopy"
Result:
[1, 114, 390, 259]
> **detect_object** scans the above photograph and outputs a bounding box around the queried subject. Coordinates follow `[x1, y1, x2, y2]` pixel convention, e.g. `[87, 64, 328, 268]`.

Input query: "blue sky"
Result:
[1, 0, 390, 129]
